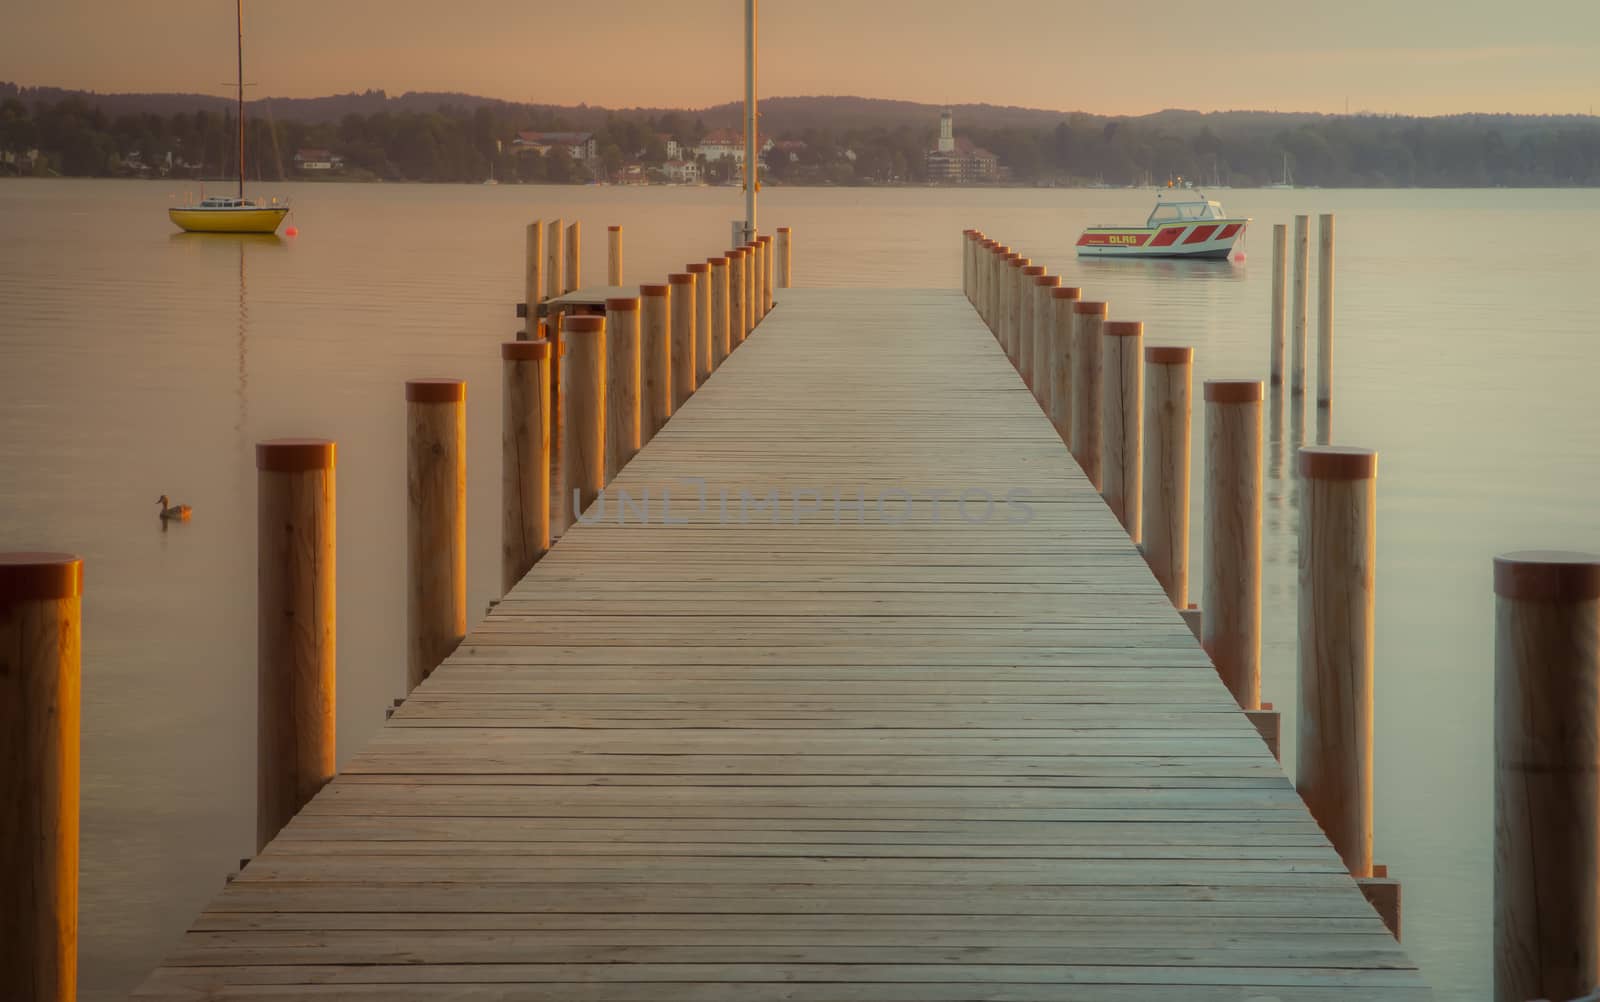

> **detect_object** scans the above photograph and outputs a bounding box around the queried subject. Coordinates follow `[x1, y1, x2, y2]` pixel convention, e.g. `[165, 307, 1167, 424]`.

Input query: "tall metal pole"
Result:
[237, 0, 245, 199]
[743, 0, 757, 243]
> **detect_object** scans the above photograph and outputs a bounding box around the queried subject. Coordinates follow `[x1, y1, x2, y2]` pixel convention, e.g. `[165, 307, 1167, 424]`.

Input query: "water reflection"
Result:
[1075, 256, 1248, 282]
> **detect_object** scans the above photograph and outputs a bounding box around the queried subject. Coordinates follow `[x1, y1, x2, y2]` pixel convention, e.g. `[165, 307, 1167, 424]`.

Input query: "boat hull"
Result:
[1077, 219, 1247, 259]
[168, 206, 289, 234]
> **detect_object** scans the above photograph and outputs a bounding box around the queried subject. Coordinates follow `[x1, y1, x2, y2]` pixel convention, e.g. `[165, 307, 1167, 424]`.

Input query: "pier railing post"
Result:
[607, 225, 623, 285]
[603, 297, 641, 482]
[1007, 256, 1028, 370]
[524, 221, 544, 338]
[1317, 213, 1335, 405]
[640, 284, 672, 444]
[1049, 286, 1081, 442]
[406, 380, 466, 692]
[776, 226, 792, 289]
[1270, 223, 1286, 386]
[759, 234, 774, 315]
[962, 230, 975, 301]
[253, 439, 335, 852]
[1032, 274, 1061, 413]
[988, 244, 1006, 333]
[544, 219, 564, 302]
[562, 315, 606, 520]
[0, 551, 83, 1002]
[744, 243, 758, 333]
[689, 262, 712, 385]
[670, 272, 697, 407]
[564, 221, 581, 294]
[1494, 550, 1600, 1001]
[1291, 215, 1309, 394]
[1201, 379, 1263, 710]
[727, 250, 747, 349]
[501, 341, 551, 593]
[544, 219, 565, 423]
[979, 241, 995, 326]
[1070, 301, 1108, 488]
[1101, 321, 1144, 541]
[1019, 265, 1045, 390]
[708, 256, 730, 370]
[1141, 346, 1193, 608]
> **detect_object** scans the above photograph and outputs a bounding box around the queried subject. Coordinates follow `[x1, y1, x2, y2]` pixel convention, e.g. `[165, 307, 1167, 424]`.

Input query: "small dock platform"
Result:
[134, 288, 1429, 1000]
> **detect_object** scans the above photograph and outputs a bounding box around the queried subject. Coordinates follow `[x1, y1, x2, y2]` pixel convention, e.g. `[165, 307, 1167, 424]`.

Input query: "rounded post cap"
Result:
[1023, 265, 1047, 276]
[668, 273, 694, 285]
[1104, 321, 1143, 337]
[501, 340, 551, 360]
[1009, 256, 1029, 267]
[1203, 379, 1264, 403]
[1051, 286, 1084, 300]
[1299, 445, 1377, 480]
[1074, 301, 1109, 315]
[726, 248, 745, 257]
[256, 437, 336, 471]
[405, 378, 465, 403]
[605, 297, 640, 312]
[0, 552, 83, 606]
[563, 314, 605, 333]
[687, 262, 710, 273]
[776, 226, 791, 233]
[640, 284, 669, 297]
[1035, 275, 1061, 287]
[1494, 551, 1600, 602]
[606, 224, 621, 231]
[758, 234, 772, 244]
[963, 228, 977, 236]
[995, 245, 1010, 253]
[707, 256, 728, 266]
[1146, 345, 1193, 364]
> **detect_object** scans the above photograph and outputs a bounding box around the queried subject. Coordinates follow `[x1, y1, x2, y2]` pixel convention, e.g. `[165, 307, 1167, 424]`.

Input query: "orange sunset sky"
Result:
[6, 0, 1599, 117]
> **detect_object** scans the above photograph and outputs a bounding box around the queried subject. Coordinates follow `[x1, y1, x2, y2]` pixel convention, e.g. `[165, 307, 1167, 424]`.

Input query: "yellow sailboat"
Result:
[168, 0, 289, 235]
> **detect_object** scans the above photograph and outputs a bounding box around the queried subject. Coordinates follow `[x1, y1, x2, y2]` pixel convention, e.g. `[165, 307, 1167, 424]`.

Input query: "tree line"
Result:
[3, 93, 1597, 187]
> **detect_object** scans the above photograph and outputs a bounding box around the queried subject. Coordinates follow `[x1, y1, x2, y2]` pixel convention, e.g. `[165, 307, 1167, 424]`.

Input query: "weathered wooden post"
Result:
[1100, 321, 1144, 540]
[1270, 223, 1286, 386]
[562, 314, 606, 519]
[1291, 214, 1309, 394]
[253, 438, 335, 853]
[991, 246, 1009, 338]
[1317, 213, 1335, 405]
[1032, 274, 1061, 411]
[743, 243, 758, 334]
[978, 240, 995, 326]
[689, 262, 712, 384]
[670, 272, 696, 408]
[564, 221, 581, 294]
[962, 229, 975, 301]
[1019, 265, 1046, 390]
[760, 234, 774, 315]
[1201, 379, 1263, 710]
[708, 256, 730, 369]
[524, 221, 544, 338]
[727, 249, 747, 348]
[1296, 446, 1378, 872]
[640, 284, 672, 444]
[1141, 346, 1192, 608]
[406, 380, 465, 692]
[750, 238, 764, 322]
[1494, 550, 1600, 1002]
[776, 226, 792, 289]
[1070, 301, 1108, 487]
[604, 296, 641, 481]
[501, 340, 551, 593]
[607, 224, 623, 285]
[1049, 286, 1081, 442]
[544, 219, 563, 301]
[0, 551, 83, 1002]
[1007, 256, 1028, 369]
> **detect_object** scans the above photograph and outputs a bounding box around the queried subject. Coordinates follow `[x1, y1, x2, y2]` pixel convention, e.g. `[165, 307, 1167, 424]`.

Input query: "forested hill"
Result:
[3, 82, 1597, 187]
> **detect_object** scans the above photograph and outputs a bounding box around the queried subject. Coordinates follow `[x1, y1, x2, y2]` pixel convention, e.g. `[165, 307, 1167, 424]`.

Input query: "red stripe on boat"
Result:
[1216, 223, 1242, 240]
[1150, 227, 1184, 247]
[1183, 224, 1219, 244]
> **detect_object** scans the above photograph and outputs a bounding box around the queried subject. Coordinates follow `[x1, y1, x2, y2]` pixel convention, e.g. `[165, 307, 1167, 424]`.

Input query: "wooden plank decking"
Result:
[135, 288, 1430, 1000]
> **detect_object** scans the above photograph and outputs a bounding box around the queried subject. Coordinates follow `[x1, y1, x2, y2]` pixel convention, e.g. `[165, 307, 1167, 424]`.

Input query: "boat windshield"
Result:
[1147, 199, 1227, 225]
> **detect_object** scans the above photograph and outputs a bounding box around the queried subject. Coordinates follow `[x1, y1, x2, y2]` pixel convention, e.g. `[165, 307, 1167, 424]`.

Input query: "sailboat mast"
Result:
[237, 0, 245, 199]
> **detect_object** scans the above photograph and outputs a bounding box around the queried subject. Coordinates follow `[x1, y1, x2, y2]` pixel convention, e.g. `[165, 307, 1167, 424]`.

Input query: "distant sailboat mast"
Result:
[236, 0, 245, 200]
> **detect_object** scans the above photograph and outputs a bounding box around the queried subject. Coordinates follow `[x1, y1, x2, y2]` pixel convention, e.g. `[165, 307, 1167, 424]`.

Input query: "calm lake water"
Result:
[2, 178, 1598, 1000]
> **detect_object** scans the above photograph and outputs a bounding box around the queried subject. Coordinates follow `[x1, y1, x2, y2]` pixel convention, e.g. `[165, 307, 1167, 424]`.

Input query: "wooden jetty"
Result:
[128, 285, 1430, 999]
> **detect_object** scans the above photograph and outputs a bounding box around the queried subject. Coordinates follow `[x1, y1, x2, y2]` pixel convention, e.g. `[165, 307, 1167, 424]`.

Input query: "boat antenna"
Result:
[236, 0, 245, 200]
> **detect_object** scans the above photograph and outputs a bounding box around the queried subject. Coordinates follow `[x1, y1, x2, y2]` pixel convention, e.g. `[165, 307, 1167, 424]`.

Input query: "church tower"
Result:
[938, 109, 956, 153]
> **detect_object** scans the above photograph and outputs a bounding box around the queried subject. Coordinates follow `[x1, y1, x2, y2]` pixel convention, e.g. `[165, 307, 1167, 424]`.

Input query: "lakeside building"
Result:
[293, 148, 345, 172]
[662, 159, 702, 183]
[512, 131, 598, 162]
[924, 109, 1000, 183]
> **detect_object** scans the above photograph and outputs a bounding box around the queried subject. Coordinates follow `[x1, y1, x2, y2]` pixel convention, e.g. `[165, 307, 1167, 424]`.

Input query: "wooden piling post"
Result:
[564, 221, 581, 294]
[0, 551, 83, 1002]
[1101, 321, 1144, 541]
[689, 262, 712, 384]
[1270, 223, 1286, 386]
[987, 244, 1006, 333]
[1296, 446, 1378, 880]
[1048, 287, 1082, 442]
[743, 243, 758, 334]
[544, 219, 563, 301]
[962, 229, 975, 301]
[749, 239, 763, 323]
[776, 226, 792, 289]
[1019, 265, 1046, 390]
[603, 297, 641, 482]
[979, 241, 996, 326]
[1007, 256, 1028, 368]
[406, 380, 465, 692]
[607, 225, 623, 285]
[1141, 346, 1193, 608]
[501, 341, 551, 593]
[1317, 213, 1335, 405]
[708, 256, 730, 370]
[640, 284, 672, 444]
[561, 315, 606, 519]
[1201, 379, 1263, 710]
[670, 272, 696, 408]
[727, 250, 747, 348]
[1032, 274, 1061, 413]
[759, 234, 774, 315]
[1493, 550, 1600, 1002]
[1070, 301, 1108, 487]
[1291, 215, 1309, 394]
[524, 221, 544, 338]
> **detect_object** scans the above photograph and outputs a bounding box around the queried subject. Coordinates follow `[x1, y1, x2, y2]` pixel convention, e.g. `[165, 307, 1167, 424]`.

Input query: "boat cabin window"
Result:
[1149, 205, 1181, 223]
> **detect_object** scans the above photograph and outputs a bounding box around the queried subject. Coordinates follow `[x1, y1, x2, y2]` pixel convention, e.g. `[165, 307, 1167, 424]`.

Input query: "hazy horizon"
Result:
[7, 0, 1599, 118]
